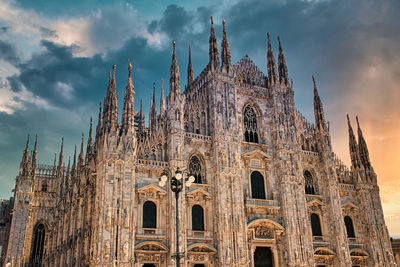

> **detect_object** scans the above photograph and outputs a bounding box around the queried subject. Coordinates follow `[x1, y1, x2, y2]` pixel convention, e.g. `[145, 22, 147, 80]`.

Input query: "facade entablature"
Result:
[247, 218, 284, 241]
[186, 187, 212, 204]
[245, 199, 280, 218]
[241, 148, 271, 169]
[136, 184, 166, 202]
[341, 200, 359, 213]
[307, 197, 327, 212]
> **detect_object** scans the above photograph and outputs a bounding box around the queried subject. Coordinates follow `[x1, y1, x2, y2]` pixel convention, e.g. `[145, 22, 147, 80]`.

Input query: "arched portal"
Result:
[254, 247, 273, 267]
[29, 223, 46, 267]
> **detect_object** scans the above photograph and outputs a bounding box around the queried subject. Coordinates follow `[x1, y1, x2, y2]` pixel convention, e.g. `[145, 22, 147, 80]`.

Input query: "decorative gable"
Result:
[136, 184, 166, 200]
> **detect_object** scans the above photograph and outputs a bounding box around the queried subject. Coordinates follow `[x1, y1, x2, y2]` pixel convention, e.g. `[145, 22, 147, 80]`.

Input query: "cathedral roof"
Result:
[234, 55, 267, 87]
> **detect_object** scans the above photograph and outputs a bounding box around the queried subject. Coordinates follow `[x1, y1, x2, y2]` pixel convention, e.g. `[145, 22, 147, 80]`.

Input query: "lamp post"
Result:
[159, 167, 195, 267]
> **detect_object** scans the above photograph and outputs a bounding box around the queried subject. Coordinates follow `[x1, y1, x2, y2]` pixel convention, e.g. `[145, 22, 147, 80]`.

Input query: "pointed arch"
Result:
[311, 213, 322, 236]
[344, 216, 355, 238]
[188, 152, 205, 184]
[251, 171, 266, 199]
[143, 201, 157, 228]
[29, 221, 48, 266]
[304, 169, 318, 195]
[192, 205, 205, 231]
[243, 102, 262, 143]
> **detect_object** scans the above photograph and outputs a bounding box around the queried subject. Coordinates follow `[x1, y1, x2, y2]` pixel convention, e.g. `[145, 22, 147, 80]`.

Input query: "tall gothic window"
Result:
[344, 216, 356, 238]
[243, 106, 259, 143]
[189, 156, 202, 184]
[304, 170, 317, 195]
[29, 223, 46, 266]
[251, 171, 266, 199]
[143, 201, 157, 228]
[41, 182, 47, 192]
[311, 213, 322, 236]
[192, 205, 205, 231]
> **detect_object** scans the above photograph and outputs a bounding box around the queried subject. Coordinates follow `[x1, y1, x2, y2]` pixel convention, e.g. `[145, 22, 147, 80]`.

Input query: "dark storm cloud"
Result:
[39, 27, 57, 38]
[0, 40, 20, 65]
[0, 26, 9, 33]
[7, 40, 106, 106]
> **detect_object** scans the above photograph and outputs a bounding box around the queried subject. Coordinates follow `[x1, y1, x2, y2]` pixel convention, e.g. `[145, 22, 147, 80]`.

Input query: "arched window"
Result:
[251, 171, 266, 199]
[143, 201, 156, 228]
[304, 170, 317, 195]
[192, 205, 204, 231]
[189, 156, 202, 184]
[243, 106, 259, 143]
[41, 182, 47, 192]
[29, 223, 46, 266]
[344, 216, 355, 238]
[311, 213, 322, 236]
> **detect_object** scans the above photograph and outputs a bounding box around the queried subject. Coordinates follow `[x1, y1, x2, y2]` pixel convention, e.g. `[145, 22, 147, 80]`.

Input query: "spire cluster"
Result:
[347, 115, 372, 172]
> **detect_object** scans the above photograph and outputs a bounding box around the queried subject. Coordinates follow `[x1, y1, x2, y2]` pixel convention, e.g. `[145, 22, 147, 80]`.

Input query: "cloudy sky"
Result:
[0, 0, 399, 235]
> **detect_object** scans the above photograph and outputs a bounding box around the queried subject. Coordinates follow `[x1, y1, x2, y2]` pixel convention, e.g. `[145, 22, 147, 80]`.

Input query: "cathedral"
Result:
[1, 17, 397, 267]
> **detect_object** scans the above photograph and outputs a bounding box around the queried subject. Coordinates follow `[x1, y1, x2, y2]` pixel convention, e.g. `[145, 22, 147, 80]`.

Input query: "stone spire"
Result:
[121, 61, 135, 134]
[169, 41, 180, 101]
[188, 46, 194, 85]
[138, 99, 145, 135]
[103, 65, 118, 133]
[267, 33, 277, 86]
[356, 116, 371, 169]
[221, 19, 232, 73]
[31, 134, 38, 174]
[78, 133, 85, 168]
[57, 138, 64, 177]
[160, 80, 166, 116]
[149, 82, 157, 130]
[209, 16, 220, 71]
[277, 35, 289, 85]
[19, 134, 30, 176]
[86, 118, 93, 159]
[347, 115, 360, 168]
[313, 76, 326, 131]
[72, 144, 77, 175]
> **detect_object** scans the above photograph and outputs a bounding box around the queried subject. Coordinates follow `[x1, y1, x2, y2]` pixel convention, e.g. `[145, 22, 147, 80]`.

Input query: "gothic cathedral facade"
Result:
[2, 17, 397, 267]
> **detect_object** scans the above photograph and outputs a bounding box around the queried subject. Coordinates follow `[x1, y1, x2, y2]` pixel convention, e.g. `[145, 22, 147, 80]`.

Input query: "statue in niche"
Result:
[122, 242, 129, 261]
[123, 208, 129, 228]
[106, 206, 112, 229]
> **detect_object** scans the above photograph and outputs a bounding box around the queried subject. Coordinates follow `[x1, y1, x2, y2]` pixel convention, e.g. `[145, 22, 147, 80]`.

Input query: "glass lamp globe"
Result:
[158, 180, 166, 187]
[161, 175, 168, 182]
[189, 176, 195, 183]
[185, 181, 192, 187]
[175, 172, 182, 180]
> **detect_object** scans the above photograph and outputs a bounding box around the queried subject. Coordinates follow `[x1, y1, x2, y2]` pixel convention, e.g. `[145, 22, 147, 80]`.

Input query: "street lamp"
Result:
[159, 167, 195, 267]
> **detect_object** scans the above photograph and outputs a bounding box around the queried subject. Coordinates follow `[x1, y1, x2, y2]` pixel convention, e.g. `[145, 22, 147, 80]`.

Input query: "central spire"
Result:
[121, 61, 135, 134]
[221, 19, 232, 73]
[267, 33, 277, 86]
[188, 45, 193, 85]
[103, 64, 119, 133]
[277, 35, 288, 85]
[313, 75, 326, 131]
[209, 16, 219, 71]
[347, 115, 360, 168]
[169, 41, 180, 101]
[356, 116, 371, 169]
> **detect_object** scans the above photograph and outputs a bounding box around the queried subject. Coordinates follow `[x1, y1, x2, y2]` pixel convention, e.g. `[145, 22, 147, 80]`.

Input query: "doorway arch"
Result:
[254, 246, 273, 267]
